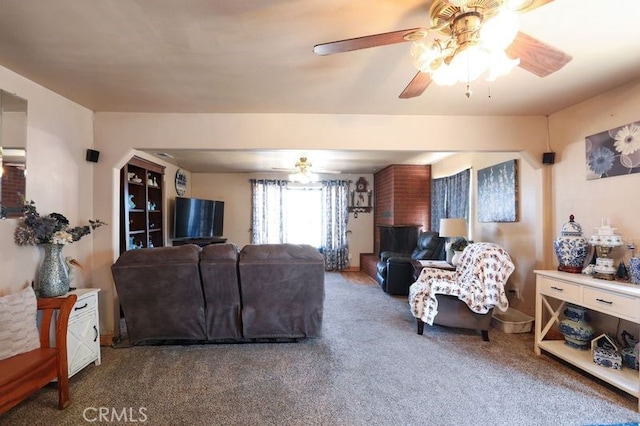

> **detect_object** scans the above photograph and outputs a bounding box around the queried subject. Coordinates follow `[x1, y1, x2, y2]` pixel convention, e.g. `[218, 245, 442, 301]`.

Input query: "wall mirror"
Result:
[0, 90, 28, 219]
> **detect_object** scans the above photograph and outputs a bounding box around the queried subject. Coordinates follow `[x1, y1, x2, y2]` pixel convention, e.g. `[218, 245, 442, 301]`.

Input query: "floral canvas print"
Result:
[585, 121, 640, 180]
[477, 160, 518, 223]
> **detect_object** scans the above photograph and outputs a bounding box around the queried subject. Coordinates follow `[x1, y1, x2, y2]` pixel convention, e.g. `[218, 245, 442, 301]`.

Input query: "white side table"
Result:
[66, 289, 101, 378]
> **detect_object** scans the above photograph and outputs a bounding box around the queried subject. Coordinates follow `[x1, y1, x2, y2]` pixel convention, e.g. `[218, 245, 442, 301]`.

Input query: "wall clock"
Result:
[175, 169, 187, 196]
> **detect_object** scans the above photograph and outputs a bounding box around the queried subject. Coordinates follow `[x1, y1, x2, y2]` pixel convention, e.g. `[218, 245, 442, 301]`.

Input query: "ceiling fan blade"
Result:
[506, 31, 572, 77]
[515, 0, 554, 13]
[399, 72, 432, 99]
[313, 28, 428, 56]
[311, 168, 341, 174]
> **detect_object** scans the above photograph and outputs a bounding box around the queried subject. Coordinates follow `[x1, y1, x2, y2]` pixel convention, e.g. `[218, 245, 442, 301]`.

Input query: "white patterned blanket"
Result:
[408, 242, 515, 326]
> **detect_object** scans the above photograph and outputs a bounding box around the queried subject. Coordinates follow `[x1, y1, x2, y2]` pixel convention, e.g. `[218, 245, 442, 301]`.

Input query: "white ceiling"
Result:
[1, 0, 639, 173]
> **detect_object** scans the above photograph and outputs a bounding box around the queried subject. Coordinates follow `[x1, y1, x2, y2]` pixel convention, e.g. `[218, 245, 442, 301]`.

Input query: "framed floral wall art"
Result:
[586, 120, 640, 180]
[477, 159, 518, 223]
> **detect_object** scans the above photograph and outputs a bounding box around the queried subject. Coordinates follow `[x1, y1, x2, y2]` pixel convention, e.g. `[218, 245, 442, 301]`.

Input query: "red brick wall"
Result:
[373, 165, 432, 253]
[1, 165, 25, 210]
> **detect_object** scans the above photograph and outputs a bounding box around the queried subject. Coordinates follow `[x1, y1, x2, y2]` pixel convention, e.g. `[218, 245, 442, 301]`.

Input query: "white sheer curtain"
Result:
[250, 179, 288, 244]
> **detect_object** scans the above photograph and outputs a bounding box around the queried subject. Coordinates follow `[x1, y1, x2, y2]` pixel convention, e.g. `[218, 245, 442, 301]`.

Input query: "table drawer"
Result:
[69, 294, 97, 320]
[583, 287, 637, 320]
[538, 276, 581, 302]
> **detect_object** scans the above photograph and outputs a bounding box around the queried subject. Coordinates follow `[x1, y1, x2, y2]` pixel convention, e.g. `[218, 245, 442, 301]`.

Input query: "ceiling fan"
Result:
[271, 157, 341, 183]
[313, 0, 572, 98]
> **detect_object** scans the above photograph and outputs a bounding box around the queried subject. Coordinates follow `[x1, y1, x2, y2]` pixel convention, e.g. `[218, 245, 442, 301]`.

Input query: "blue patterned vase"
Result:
[629, 258, 640, 285]
[553, 215, 589, 273]
[37, 243, 70, 297]
[559, 304, 595, 350]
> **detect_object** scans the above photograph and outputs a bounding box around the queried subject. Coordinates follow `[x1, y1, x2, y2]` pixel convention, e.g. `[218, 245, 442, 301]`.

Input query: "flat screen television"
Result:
[173, 197, 224, 239]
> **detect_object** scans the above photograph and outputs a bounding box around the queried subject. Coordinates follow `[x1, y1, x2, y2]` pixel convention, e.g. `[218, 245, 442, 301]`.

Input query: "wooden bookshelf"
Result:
[120, 156, 165, 254]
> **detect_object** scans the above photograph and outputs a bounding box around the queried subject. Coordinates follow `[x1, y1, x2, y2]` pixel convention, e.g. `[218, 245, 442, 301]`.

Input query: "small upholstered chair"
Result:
[408, 242, 514, 341]
[376, 231, 445, 295]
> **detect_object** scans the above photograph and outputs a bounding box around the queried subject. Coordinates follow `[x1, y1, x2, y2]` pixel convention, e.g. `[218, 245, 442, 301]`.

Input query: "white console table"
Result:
[534, 270, 640, 411]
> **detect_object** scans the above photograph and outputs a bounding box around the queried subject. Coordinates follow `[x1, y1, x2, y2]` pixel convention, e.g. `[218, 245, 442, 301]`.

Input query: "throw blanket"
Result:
[408, 242, 514, 326]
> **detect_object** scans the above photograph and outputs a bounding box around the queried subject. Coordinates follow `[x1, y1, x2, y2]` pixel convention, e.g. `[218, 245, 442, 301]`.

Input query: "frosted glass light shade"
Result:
[481, 10, 519, 50]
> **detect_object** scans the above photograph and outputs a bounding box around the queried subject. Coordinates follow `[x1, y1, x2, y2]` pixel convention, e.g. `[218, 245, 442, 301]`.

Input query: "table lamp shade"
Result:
[439, 218, 467, 238]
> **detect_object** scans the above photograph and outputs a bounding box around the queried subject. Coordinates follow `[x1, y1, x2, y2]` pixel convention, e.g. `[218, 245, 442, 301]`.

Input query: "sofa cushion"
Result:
[111, 245, 207, 343]
[238, 244, 325, 339]
[0, 286, 40, 361]
[200, 244, 242, 340]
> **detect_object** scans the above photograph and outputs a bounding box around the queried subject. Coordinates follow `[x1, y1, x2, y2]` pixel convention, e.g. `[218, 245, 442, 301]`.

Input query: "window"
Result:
[283, 187, 323, 247]
[251, 179, 350, 271]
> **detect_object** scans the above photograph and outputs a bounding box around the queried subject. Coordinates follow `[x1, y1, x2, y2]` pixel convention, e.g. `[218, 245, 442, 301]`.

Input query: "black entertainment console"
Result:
[172, 237, 228, 247]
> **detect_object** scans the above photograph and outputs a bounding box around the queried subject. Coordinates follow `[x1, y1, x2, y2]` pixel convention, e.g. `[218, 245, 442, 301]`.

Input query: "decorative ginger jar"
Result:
[553, 215, 589, 273]
[559, 303, 595, 350]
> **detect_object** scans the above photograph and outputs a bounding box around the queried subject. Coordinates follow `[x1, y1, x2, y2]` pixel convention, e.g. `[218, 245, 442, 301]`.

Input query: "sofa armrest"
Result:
[386, 256, 412, 264]
[380, 251, 410, 262]
[418, 267, 456, 282]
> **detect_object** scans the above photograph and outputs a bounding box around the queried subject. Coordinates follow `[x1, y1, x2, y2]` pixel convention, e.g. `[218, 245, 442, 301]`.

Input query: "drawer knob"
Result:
[595, 298, 613, 305]
[93, 325, 99, 342]
[74, 302, 88, 311]
[550, 286, 564, 292]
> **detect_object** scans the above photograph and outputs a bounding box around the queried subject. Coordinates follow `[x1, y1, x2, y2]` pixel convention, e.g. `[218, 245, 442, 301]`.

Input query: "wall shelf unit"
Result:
[120, 156, 165, 254]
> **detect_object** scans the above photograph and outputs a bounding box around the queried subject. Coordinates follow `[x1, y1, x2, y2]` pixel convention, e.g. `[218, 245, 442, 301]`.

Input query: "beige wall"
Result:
[550, 79, 640, 258]
[0, 66, 95, 296]
[190, 172, 374, 265]
[548, 79, 640, 335]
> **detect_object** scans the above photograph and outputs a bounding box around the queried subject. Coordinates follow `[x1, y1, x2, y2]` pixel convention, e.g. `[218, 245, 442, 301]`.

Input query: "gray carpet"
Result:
[3, 272, 640, 426]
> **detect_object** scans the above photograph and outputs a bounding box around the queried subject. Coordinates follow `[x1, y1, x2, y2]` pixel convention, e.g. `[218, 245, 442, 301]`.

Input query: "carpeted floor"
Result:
[3, 272, 640, 426]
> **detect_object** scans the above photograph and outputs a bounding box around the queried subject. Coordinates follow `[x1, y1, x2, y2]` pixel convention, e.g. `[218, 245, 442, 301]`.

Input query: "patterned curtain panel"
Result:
[321, 180, 350, 271]
[250, 179, 288, 244]
[431, 178, 447, 231]
[448, 168, 470, 221]
[431, 168, 470, 232]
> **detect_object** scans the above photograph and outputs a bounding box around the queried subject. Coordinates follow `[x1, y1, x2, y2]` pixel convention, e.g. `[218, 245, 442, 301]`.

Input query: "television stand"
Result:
[172, 237, 227, 247]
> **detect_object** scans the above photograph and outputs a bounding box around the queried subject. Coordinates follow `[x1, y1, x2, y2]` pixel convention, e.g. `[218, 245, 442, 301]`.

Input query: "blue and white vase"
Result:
[559, 304, 595, 350]
[629, 258, 640, 285]
[553, 215, 589, 274]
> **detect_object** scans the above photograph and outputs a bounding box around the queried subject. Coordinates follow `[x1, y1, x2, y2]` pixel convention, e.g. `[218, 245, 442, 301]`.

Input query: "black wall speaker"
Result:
[542, 152, 555, 165]
[86, 149, 100, 163]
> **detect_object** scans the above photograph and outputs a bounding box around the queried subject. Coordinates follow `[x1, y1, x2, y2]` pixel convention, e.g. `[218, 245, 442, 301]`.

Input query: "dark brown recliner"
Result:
[238, 244, 325, 339]
[112, 244, 207, 344]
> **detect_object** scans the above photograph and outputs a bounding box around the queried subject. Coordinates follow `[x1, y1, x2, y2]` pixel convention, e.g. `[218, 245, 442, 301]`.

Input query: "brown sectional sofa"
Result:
[111, 243, 324, 345]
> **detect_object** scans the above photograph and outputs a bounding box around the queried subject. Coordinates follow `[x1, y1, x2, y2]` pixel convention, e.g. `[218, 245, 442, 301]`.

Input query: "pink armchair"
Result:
[408, 242, 515, 341]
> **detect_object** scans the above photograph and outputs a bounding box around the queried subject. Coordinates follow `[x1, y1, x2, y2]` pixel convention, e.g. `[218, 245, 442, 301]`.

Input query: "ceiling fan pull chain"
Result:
[465, 59, 473, 98]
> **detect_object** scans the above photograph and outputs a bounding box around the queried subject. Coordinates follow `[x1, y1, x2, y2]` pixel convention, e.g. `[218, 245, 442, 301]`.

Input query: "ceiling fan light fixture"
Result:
[289, 171, 318, 184]
[431, 62, 458, 86]
[486, 50, 520, 81]
[410, 40, 442, 72]
[480, 9, 519, 50]
[449, 44, 490, 82]
[409, 0, 524, 89]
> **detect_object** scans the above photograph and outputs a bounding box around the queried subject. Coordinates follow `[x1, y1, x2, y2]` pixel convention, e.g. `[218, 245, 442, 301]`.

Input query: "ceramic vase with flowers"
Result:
[450, 238, 472, 266]
[14, 199, 106, 297]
